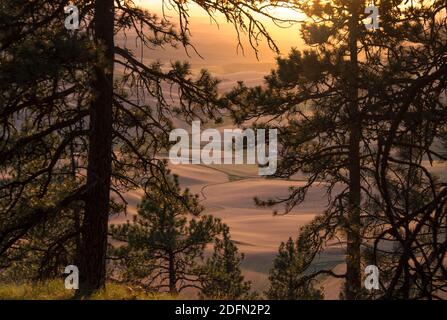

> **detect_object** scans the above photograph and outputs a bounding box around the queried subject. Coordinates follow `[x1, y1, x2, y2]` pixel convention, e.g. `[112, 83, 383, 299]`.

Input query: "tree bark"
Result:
[345, 0, 362, 300]
[168, 252, 178, 294]
[79, 0, 115, 294]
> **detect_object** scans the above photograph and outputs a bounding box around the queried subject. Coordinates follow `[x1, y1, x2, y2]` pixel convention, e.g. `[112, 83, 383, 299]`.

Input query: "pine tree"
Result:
[110, 169, 224, 294]
[226, 0, 447, 299]
[198, 225, 255, 300]
[267, 238, 323, 300]
[226, 0, 366, 298]
[0, 0, 297, 294]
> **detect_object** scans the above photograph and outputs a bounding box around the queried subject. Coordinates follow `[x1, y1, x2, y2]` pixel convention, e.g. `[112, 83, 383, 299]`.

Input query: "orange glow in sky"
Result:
[134, 0, 304, 62]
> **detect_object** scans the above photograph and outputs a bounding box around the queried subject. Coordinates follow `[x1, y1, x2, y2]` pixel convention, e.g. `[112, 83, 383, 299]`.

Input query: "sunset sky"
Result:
[132, 0, 305, 71]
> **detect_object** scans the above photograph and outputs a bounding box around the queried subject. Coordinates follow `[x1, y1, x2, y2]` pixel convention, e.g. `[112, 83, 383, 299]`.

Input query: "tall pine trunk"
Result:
[345, 0, 362, 299]
[79, 0, 115, 294]
[168, 252, 178, 294]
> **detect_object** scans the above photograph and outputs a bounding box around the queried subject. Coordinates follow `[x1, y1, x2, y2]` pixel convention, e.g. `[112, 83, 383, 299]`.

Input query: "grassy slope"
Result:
[0, 280, 174, 300]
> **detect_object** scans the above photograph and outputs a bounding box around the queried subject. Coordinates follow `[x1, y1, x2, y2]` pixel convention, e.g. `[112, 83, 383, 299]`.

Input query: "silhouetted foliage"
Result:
[226, 0, 447, 299]
[110, 170, 224, 294]
[198, 225, 255, 299]
[0, 0, 295, 293]
[267, 238, 323, 300]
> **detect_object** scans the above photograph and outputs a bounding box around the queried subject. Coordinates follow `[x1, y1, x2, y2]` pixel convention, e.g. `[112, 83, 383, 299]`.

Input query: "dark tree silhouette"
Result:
[226, 0, 447, 299]
[267, 237, 323, 300]
[0, 0, 298, 294]
[110, 170, 223, 294]
[197, 225, 255, 299]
